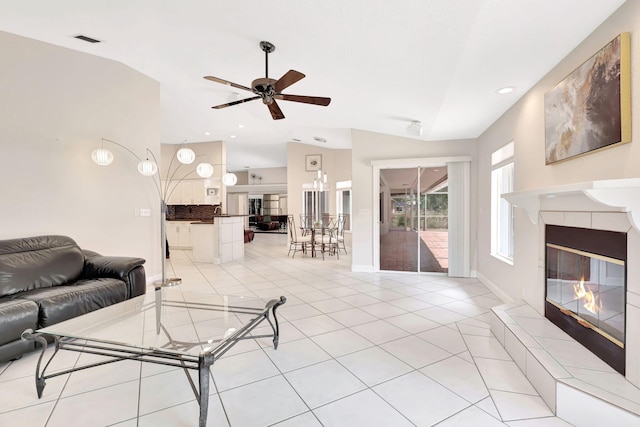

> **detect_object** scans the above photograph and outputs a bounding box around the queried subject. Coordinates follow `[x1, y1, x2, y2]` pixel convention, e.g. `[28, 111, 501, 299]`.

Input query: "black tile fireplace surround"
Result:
[545, 224, 627, 374]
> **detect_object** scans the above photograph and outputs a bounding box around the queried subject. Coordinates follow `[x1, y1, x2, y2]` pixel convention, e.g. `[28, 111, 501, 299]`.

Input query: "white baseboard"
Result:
[351, 264, 374, 273]
[477, 272, 514, 304]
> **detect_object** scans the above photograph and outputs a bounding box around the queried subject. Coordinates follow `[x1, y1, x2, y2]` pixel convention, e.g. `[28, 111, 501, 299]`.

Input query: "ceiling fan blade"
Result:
[274, 70, 305, 93]
[275, 94, 331, 106]
[212, 96, 261, 109]
[204, 76, 253, 92]
[267, 100, 285, 120]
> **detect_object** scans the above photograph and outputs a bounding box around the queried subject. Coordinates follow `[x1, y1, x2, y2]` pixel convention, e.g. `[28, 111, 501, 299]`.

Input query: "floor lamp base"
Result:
[154, 277, 182, 287]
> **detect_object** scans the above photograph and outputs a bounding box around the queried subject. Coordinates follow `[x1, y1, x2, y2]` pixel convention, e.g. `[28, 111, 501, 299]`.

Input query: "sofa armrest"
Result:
[82, 255, 147, 299]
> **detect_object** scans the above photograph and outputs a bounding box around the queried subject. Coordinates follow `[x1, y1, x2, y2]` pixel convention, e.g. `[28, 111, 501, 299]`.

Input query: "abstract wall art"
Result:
[544, 33, 631, 164]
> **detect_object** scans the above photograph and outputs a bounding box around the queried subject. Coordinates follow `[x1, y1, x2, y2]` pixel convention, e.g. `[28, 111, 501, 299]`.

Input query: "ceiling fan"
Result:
[204, 41, 331, 120]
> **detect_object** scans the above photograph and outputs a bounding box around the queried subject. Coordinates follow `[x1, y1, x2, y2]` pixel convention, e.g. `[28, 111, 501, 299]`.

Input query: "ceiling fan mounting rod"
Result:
[260, 41, 275, 78]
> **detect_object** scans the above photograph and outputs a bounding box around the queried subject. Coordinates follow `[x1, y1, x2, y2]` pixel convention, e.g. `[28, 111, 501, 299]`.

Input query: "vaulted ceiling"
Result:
[0, 0, 626, 170]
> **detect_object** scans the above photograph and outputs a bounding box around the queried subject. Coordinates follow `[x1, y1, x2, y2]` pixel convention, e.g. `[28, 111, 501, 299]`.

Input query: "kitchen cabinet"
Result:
[162, 180, 207, 205]
[166, 221, 192, 249]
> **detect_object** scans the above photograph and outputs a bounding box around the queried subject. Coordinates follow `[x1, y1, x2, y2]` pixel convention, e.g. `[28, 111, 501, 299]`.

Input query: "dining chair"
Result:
[288, 215, 312, 258]
[336, 214, 347, 254]
[318, 217, 339, 260]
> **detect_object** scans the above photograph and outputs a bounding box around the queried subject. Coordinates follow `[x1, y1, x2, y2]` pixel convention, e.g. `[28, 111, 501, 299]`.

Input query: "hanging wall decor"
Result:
[544, 32, 631, 165]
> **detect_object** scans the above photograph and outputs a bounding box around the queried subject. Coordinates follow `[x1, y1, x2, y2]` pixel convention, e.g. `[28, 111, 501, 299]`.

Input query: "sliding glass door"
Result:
[379, 166, 448, 273]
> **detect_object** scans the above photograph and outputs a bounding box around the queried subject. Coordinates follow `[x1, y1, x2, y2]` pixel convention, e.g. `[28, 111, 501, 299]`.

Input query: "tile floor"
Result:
[0, 233, 574, 426]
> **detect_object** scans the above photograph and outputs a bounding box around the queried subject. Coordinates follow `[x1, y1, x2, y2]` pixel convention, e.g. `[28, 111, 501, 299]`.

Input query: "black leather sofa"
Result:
[0, 235, 146, 362]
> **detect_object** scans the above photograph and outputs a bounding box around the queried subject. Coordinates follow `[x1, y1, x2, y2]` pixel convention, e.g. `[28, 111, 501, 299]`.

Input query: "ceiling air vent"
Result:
[73, 34, 102, 44]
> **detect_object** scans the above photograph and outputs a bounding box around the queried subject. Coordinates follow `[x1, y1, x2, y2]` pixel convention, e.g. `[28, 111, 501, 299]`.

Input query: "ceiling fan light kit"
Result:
[204, 41, 331, 120]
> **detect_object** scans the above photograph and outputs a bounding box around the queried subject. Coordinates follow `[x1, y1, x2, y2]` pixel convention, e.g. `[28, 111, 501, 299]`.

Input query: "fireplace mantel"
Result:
[503, 178, 640, 230]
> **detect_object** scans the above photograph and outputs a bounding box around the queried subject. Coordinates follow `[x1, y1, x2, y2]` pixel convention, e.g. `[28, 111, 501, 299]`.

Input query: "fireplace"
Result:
[545, 224, 627, 374]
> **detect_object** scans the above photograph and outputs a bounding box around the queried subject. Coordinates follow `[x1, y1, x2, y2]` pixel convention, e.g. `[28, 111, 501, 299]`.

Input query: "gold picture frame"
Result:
[544, 32, 631, 165]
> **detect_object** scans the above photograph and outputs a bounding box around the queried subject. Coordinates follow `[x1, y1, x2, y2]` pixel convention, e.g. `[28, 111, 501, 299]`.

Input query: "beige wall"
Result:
[476, 0, 640, 305]
[351, 129, 478, 271]
[0, 31, 162, 279]
[287, 142, 352, 229]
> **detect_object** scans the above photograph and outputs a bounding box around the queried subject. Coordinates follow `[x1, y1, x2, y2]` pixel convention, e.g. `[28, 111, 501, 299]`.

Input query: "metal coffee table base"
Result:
[22, 295, 287, 427]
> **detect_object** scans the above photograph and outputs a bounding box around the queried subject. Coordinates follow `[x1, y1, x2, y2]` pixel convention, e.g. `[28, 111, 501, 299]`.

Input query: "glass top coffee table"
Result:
[22, 288, 287, 427]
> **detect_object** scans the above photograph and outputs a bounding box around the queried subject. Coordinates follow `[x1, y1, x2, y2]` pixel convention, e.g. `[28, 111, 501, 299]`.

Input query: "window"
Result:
[491, 142, 514, 263]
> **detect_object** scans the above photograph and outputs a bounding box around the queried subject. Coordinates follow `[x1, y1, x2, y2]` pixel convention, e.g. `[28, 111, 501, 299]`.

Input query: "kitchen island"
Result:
[191, 215, 246, 264]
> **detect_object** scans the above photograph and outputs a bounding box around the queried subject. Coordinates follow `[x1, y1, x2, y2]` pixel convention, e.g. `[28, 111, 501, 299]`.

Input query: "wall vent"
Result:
[73, 34, 102, 44]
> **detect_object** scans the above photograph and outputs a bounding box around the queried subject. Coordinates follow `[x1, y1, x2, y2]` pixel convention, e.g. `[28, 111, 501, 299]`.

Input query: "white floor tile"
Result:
[47, 381, 140, 426]
[359, 302, 408, 318]
[220, 375, 308, 427]
[278, 303, 324, 321]
[285, 360, 366, 408]
[329, 307, 378, 327]
[415, 306, 468, 324]
[436, 405, 507, 426]
[373, 371, 471, 426]
[477, 395, 502, 420]
[0, 401, 55, 426]
[308, 298, 353, 313]
[290, 314, 345, 336]
[506, 417, 574, 426]
[463, 335, 513, 360]
[339, 293, 384, 307]
[60, 359, 141, 398]
[138, 395, 229, 427]
[442, 300, 491, 317]
[384, 312, 440, 334]
[211, 348, 279, 391]
[475, 358, 538, 395]
[264, 338, 331, 373]
[418, 325, 468, 354]
[313, 389, 414, 427]
[351, 319, 410, 345]
[272, 411, 323, 426]
[337, 347, 412, 386]
[421, 356, 489, 403]
[0, 372, 68, 413]
[139, 369, 199, 416]
[491, 390, 553, 421]
[380, 335, 451, 369]
[310, 328, 374, 358]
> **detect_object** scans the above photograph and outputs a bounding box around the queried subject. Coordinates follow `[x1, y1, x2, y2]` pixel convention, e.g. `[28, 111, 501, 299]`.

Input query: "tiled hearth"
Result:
[491, 301, 640, 426]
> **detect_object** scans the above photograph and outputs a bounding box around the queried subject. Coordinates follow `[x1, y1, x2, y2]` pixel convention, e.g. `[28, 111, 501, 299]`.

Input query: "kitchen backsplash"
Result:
[167, 204, 220, 220]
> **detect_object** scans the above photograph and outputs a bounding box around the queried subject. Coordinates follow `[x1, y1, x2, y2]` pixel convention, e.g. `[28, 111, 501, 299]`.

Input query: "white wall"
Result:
[476, 0, 640, 306]
[351, 129, 478, 271]
[0, 31, 162, 278]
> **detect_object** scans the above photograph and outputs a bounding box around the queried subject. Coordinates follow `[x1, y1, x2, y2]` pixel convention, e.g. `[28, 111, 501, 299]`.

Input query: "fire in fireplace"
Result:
[545, 225, 627, 374]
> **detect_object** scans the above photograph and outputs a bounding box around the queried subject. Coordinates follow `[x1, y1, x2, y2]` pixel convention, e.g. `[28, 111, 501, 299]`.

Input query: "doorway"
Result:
[379, 167, 448, 273]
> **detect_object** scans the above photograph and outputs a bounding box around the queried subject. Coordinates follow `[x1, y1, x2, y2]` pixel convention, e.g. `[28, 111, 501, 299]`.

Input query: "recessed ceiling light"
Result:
[313, 136, 327, 143]
[496, 86, 516, 95]
[230, 135, 236, 138]
[204, 132, 211, 136]
[238, 124, 245, 128]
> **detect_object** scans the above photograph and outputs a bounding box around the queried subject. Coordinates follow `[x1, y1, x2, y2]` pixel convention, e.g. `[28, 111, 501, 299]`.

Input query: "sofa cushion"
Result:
[0, 235, 84, 298]
[0, 299, 39, 346]
[18, 278, 128, 328]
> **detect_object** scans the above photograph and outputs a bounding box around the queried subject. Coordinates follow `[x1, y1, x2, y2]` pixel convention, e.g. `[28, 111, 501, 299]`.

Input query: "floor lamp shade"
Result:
[137, 159, 158, 176]
[196, 163, 214, 178]
[222, 172, 238, 186]
[176, 148, 196, 164]
[91, 148, 114, 166]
